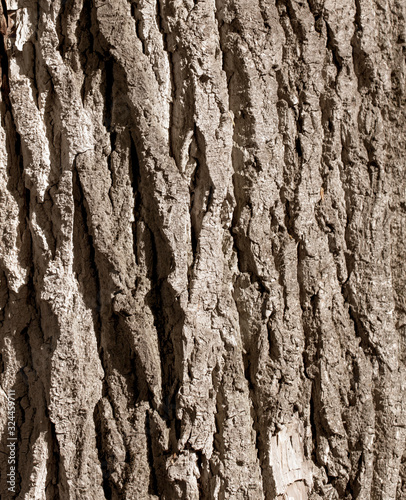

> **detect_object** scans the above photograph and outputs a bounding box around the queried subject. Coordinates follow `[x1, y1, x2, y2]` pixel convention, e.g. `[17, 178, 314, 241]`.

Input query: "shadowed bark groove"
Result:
[0, 0, 405, 499]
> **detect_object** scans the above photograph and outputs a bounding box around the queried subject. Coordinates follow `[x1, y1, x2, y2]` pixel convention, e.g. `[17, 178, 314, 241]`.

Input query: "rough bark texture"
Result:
[0, 0, 405, 498]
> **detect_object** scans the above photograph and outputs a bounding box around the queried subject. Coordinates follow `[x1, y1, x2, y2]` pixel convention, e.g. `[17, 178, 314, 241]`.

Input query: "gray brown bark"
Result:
[0, 0, 405, 498]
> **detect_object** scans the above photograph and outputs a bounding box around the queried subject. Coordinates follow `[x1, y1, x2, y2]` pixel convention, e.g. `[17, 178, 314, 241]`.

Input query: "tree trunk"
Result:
[0, 0, 405, 498]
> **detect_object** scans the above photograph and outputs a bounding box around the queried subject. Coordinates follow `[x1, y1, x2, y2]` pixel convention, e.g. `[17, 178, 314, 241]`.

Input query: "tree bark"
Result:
[0, 0, 405, 498]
